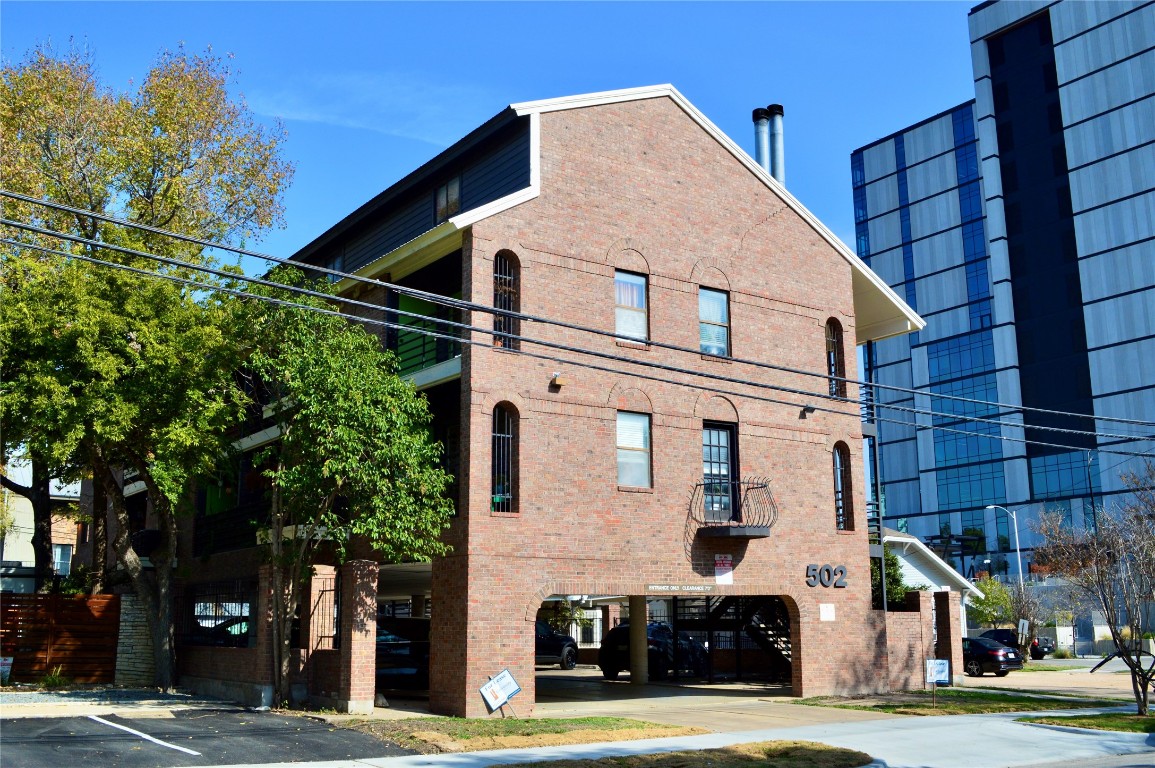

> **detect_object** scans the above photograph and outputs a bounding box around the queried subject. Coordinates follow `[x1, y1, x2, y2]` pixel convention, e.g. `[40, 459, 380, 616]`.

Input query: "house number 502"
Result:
[805, 564, 847, 588]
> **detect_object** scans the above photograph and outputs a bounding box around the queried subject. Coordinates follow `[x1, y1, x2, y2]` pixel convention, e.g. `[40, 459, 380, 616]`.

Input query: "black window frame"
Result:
[702, 421, 739, 523]
[491, 403, 518, 513]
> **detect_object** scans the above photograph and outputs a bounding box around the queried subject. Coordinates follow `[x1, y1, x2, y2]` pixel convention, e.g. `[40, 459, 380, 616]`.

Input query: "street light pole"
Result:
[986, 504, 1024, 591]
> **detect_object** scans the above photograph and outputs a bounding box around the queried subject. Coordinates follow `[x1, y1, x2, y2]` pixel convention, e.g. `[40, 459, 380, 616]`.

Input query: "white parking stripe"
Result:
[88, 714, 202, 756]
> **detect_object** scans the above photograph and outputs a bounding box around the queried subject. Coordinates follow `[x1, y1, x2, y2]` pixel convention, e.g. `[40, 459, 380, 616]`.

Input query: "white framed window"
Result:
[699, 288, 730, 356]
[52, 544, 72, 576]
[614, 271, 648, 341]
[616, 411, 651, 487]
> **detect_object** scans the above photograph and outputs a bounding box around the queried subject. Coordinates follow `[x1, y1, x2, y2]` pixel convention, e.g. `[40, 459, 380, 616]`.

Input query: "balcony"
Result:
[391, 312, 462, 387]
[691, 478, 779, 539]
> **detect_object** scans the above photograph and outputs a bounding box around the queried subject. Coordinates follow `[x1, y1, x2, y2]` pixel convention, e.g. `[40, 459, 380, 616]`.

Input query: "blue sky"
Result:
[3, 1, 976, 272]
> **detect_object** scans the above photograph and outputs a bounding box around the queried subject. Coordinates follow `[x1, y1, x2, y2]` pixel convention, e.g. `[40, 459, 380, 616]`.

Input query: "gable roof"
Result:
[307, 84, 924, 344]
[883, 527, 984, 598]
[511, 85, 925, 344]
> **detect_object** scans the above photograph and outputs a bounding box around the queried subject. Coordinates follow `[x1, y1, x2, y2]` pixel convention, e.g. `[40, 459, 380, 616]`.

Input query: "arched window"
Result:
[825, 318, 846, 398]
[494, 251, 520, 350]
[491, 403, 518, 512]
[833, 442, 853, 530]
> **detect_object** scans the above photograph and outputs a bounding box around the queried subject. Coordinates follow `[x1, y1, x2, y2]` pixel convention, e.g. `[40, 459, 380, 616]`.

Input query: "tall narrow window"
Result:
[493, 251, 519, 350]
[703, 422, 738, 522]
[435, 176, 461, 224]
[492, 404, 518, 512]
[825, 319, 846, 398]
[616, 411, 651, 487]
[614, 271, 648, 341]
[52, 544, 73, 576]
[833, 442, 854, 530]
[699, 288, 730, 356]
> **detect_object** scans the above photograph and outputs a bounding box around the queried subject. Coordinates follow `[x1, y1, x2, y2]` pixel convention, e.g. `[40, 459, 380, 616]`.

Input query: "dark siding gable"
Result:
[333, 119, 531, 274]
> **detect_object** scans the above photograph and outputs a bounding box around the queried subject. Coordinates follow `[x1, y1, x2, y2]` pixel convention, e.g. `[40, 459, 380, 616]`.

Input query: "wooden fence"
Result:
[0, 593, 120, 683]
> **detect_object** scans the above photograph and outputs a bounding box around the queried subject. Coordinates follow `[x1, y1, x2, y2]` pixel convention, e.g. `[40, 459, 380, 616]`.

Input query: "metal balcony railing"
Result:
[391, 315, 461, 377]
[691, 478, 779, 538]
[866, 500, 882, 545]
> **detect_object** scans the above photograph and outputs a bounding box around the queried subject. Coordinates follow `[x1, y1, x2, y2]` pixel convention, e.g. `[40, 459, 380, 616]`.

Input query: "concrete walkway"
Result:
[144, 706, 1154, 768]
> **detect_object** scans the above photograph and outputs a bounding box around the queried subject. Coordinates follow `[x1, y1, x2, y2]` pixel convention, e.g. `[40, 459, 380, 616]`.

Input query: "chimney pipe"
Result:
[768, 104, 784, 185]
[752, 107, 771, 175]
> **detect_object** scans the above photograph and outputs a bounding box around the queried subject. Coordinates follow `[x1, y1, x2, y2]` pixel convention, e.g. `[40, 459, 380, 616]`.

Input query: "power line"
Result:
[6, 188, 1155, 432]
[10, 237, 1155, 462]
[6, 227, 1152, 448]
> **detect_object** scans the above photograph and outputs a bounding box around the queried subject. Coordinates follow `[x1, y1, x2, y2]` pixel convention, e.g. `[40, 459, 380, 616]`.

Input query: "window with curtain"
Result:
[833, 442, 854, 530]
[494, 251, 519, 350]
[492, 404, 517, 512]
[699, 288, 730, 356]
[615, 271, 648, 341]
[616, 411, 651, 487]
[826, 319, 846, 397]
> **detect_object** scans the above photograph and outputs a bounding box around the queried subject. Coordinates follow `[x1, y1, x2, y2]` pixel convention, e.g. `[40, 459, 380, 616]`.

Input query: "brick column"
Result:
[336, 560, 378, 714]
[934, 590, 964, 686]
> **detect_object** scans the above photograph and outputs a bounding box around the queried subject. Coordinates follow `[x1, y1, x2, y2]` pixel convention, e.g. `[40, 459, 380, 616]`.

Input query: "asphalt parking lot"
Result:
[0, 709, 412, 768]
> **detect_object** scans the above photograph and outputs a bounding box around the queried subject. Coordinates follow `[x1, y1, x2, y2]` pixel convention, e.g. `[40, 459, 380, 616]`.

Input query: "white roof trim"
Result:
[883, 531, 984, 599]
[511, 85, 924, 344]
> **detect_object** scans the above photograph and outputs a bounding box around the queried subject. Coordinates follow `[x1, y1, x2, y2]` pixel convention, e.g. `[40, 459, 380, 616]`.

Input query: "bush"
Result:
[1053, 648, 1074, 659]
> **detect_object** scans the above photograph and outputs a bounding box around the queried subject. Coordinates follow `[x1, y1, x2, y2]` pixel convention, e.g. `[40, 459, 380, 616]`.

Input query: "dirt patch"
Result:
[347, 719, 706, 754]
[408, 726, 702, 752]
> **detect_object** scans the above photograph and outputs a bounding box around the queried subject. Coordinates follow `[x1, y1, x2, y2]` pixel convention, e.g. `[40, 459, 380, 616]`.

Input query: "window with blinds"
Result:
[616, 411, 651, 487]
[699, 288, 730, 356]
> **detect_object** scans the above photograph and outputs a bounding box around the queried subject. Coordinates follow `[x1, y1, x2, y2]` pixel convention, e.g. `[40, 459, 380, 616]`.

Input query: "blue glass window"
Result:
[958, 182, 983, 223]
[926, 333, 995, 384]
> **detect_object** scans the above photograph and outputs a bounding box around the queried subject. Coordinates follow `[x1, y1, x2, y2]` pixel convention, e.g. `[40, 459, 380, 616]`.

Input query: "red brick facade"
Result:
[434, 97, 888, 716]
[175, 90, 951, 717]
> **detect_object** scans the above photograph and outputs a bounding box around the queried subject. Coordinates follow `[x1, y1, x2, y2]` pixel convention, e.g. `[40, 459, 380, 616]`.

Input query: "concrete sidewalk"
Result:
[151, 705, 1154, 768]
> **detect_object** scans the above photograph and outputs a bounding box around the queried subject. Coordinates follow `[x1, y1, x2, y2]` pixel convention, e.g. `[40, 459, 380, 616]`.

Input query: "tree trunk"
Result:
[28, 456, 54, 591]
[93, 449, 176, 690]
[90, 478, 107, 594]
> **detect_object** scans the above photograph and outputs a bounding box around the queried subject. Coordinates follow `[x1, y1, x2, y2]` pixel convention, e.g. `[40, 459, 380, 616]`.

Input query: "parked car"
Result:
[376, 617, 431, 690]
[188, 616, 252, 648]
[535, 620, 579, 669]
[598, 622, 708, 681]
[1028, 636, 1056, 660]
[962, 636, 1024, 677]
[980, 628, 1055, 660]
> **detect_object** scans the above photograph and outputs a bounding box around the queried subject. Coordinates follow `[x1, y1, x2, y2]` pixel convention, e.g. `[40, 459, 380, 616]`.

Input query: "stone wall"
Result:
[114, 594, 155, 686]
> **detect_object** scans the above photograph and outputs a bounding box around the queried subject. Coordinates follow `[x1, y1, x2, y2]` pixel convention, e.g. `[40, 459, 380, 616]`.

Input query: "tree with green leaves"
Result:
[246, 269, 455, 706]
[968, 575, 1014, 627]
[871, 546, 927, 609]
[1, 43, 291, 688]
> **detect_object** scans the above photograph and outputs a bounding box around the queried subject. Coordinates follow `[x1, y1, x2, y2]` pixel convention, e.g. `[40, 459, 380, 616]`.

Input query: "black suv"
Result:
[535, 619, 579, 669]
[980, 628, 1055, 660]
[597, 622, 708, 680]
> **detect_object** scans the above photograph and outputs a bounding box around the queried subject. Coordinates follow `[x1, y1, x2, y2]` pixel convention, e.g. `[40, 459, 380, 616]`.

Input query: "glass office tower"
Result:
[853, 0, 1155, 579]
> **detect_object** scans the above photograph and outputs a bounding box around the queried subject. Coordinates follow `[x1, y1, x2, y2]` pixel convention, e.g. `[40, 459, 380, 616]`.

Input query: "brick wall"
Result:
[885, 591, 935, 691]
[432, 96, 884, 716]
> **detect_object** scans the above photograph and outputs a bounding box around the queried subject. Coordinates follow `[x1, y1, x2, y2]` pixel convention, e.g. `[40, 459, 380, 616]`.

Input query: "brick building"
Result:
[179, 85, 953, 716]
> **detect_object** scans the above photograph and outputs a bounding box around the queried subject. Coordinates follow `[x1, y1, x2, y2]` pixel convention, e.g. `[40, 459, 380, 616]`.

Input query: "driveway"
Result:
[0, 709, 412, 768]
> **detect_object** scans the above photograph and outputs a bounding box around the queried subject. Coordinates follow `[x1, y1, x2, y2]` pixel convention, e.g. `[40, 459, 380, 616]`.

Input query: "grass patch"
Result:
[802, 688, 1119, 716]
[1019, 712, 1155, 733]
[345, 716, 707, 754]
[1022, 662, 1086, 672]
[490, 741, 872, 768]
